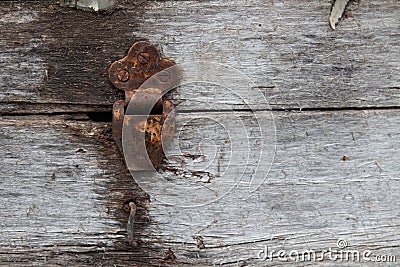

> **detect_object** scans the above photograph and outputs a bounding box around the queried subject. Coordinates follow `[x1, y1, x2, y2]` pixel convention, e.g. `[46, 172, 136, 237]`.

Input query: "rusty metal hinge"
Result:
[108, 41, 182, 246]
[108, 41, 180, 171]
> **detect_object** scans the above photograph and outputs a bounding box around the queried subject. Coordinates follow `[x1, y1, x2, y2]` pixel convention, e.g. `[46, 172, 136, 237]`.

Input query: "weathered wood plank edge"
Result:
[0, 115, 161, 266]
[2, 103, 400, 116]
[1, 0, 399, 112]
[1, 109, 399, 266]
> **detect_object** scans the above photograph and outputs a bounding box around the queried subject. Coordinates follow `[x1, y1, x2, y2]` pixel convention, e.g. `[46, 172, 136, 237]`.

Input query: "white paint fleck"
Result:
[329, 0, 350, 30]
[60, 0, 117, 12]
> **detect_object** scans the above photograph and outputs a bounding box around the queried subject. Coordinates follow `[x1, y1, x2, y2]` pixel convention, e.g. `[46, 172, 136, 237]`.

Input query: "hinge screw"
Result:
[117, 69, 130, 82]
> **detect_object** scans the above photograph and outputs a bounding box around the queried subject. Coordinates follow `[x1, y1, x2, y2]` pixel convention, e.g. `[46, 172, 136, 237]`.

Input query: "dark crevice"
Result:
[284, 105, 400, 112]
[1, 105, 399, 120]
[0, 111, 113, 122]
[87, 111, 113, 122]
[178, 105, 400, 113]
[1, 111, 89, 117]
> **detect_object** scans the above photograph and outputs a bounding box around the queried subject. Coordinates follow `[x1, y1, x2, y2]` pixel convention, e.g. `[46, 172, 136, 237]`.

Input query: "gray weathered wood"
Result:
[0, 117, 152, 266]
[0, 0, 399, 114]
[0, 110, 399, 266]
[1, 0, 399, 266]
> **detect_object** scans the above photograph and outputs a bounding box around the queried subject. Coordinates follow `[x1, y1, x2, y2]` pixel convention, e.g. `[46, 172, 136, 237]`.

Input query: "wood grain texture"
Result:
[0, 0, 399, 266]
[0, 116, 156, 266]
[0, 0, 399, 114]
[0, 110, 399, 266]
[142, 109, 400, 266]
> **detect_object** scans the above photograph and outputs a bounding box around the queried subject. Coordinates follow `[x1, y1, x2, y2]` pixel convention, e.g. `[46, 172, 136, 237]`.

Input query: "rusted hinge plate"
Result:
[108, 41, 182, 171]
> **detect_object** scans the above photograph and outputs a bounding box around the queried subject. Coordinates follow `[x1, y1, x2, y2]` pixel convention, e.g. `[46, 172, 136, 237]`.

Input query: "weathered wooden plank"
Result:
[0, 116, 154, 266]
[0, 0, 399, 114]
[143, 109, 400, 265]
[0, 109, 399, 265]
[1, 0, 399, 266]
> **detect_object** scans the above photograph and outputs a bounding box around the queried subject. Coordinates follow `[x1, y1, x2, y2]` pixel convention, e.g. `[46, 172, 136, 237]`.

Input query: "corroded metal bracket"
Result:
[108, 41, 179, 171]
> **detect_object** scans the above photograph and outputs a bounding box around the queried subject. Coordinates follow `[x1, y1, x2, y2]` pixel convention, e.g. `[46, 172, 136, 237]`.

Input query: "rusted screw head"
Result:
[117, 69, 130, 82]
[137, 52, 150, 64]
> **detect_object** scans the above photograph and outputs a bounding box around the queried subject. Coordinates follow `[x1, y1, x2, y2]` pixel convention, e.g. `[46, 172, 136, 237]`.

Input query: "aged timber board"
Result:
[0, 0, 399, 266]
[0, 0, 399, 114]
[0, 109, 399, 266]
